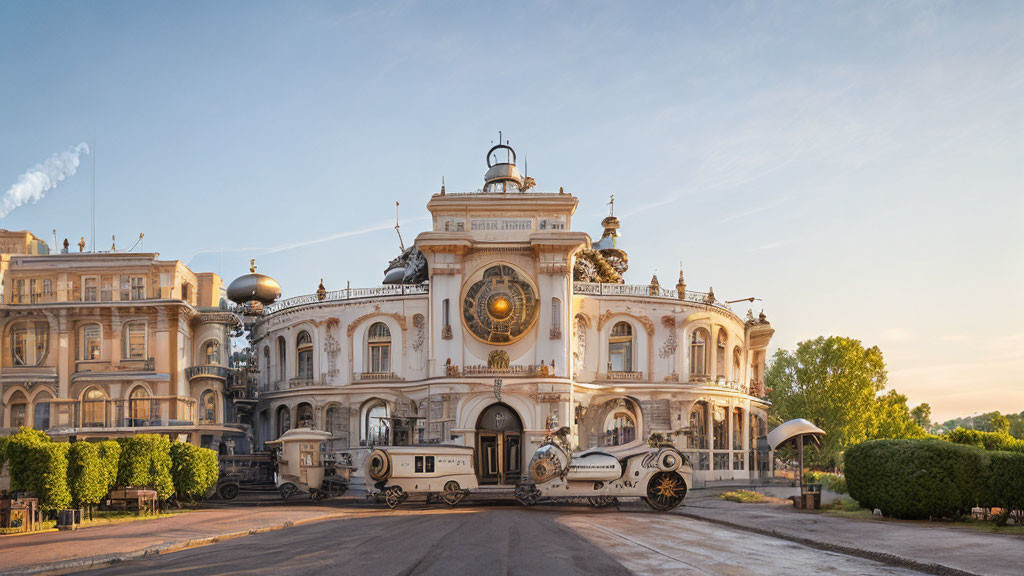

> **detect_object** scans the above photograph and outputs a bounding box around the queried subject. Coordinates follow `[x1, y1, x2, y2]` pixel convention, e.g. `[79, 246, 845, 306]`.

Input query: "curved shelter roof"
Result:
[767, 418, 825, 450]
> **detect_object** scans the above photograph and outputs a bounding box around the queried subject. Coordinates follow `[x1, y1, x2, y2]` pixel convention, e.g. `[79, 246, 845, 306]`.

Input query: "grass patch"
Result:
[0, 520, 56, 535]
[720, 490, 769, 503]
[79, 509, 187, 528]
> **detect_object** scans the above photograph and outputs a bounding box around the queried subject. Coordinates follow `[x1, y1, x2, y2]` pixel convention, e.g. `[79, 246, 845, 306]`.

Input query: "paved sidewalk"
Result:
[678, 490, 1024, 576]
[0, 503, 351, 576]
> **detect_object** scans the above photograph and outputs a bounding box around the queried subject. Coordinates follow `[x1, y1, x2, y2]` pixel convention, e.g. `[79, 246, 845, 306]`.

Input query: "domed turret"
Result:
[227, 259, 281, 305]
[484, 141, 523, 193]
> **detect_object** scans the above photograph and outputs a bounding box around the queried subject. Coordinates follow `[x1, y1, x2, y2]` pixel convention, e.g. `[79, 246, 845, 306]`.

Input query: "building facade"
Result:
[0, 246, 248, 451]
[247, 144, 775, 485]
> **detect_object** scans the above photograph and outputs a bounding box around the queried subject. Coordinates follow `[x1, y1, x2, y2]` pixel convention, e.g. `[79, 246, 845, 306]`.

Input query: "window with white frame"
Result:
[83, 277, 98, 302]
[367, 322, 391, 374]
[130, 276, 146, 300]
[122, 322, 147, 360]
[689, 329, 708, 376]
[608, 322, 633, 372]
[11, 321, 48, 366]
[296, 331, 313, 379]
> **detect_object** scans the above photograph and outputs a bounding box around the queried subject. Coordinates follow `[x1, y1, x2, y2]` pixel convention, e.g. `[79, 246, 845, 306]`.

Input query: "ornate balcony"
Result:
[264, 284, 428, 315]
[185, 364, 232, 381]
[353, 372, 404, 383]
[573, 282, 737, 318]
[288, 377, 320, 389]
[601, 371, 643, 381]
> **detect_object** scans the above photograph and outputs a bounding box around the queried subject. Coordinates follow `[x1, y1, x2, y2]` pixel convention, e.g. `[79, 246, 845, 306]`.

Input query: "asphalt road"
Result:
[75, 505, 926, 576]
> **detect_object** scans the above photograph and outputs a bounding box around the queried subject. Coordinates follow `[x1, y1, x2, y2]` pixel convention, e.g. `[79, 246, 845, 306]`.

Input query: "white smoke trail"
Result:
[0, 143, 91, 218]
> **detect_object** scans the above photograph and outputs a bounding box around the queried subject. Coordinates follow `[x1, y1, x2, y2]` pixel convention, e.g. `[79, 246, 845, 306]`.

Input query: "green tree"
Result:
[116, 434, 174, 499]
[869, 391, 928, 440]
[5, 427, 53, 492]
[766, 336, 887, 467]
[96, 440, 121, 493]
[984, 412, 1010, 434]
[169, 442, 219, 504]
[67, 442, 109, 514]
[1009, 412, 1024, 440]
[5, 429, 71, 511]
[910, 403, 932, 430]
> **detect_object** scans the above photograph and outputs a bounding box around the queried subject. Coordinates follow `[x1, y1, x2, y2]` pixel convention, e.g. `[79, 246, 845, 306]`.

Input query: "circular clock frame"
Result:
[461, 263, 539, 345]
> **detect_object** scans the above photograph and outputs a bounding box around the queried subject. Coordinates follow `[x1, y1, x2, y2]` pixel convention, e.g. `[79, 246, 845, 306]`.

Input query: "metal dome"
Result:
[484, 143, 523, 191]
[227, 273, 281, 305]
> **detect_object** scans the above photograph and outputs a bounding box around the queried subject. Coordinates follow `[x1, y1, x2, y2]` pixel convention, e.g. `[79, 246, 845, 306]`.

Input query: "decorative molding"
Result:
[346, 306, 407, 337]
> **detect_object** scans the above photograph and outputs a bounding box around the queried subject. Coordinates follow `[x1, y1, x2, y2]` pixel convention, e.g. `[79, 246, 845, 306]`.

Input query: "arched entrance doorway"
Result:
[475, 403, 523, 485]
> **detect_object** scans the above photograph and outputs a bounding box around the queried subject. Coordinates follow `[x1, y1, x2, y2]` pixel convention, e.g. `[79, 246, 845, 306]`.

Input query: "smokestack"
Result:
[0, 143, 91, 218]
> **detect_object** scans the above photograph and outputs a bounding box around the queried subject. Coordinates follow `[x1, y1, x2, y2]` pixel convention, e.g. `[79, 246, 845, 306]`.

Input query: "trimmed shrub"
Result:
[5, 427, 53, 492]
[983, 451, 1024, 513]
[945, 428, 1024, 453]
[67, 442, 108, 509]
[845, 439, 986, 519]
[96, 440, 121, 493]
[38, 442, 71, 511]
[116, 434, 174, 499]
[169, 442, 219, 502]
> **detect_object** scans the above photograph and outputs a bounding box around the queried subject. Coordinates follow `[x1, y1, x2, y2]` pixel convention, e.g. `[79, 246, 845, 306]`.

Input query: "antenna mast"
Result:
[394, 201, 405, 252]
[91, 138, 96, 252]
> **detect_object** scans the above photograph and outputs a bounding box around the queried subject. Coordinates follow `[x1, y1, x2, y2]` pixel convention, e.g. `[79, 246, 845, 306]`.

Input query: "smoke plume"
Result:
[1, 143, 91, 218]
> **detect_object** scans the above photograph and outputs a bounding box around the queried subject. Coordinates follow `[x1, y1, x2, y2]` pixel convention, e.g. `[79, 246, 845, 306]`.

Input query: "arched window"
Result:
[122, 321, 147, 360]
[716, 329, 727, 379]
[608, 322, 633, 372]
[204, 340, 221, 365]
[688, 402, 708, 450]
[33, 391, 53, 430]
[733, 346, 742, 380]
[604, 410, 636, 446]
[712, 405, 728, 451]
[128, 386, 151, 423]
[11, 321, 48, 366]
[81, 387, 106, 427]
[276, 405, 290, 438]
[297, 402, 314, 428]
[362, 400, 389, 445]
[8, 391, 27, 428]
[82, 324, 102, 360]
[367, 323, 391, 374]
[689, 329, 708, 376]
[296, 331, 313, 379]
[200, 390, 217, 424]
[325, 405, 339, 434]
[277, 336, 286, 381]
[262, 346, 270, 389]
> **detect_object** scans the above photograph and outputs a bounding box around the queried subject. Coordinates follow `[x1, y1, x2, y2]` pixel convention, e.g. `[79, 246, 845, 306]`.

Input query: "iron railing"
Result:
[264, 284, 428, 314]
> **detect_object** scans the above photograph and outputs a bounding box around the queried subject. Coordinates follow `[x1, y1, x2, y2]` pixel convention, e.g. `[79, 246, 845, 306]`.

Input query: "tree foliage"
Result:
[936, 410, 1024, 438]
[4, 429, 71, 511]
[169, 442, 219, 502]
[910, 403, 931, 430]
[96, 440, 121, 493]
[869, 390, 928, 440]
[944, 427, 1024, 452]
[766, 336, 888, 467]
[68, 441, 108, 508]
[5, 427, 53, 492]
[116, 434, 174, 499]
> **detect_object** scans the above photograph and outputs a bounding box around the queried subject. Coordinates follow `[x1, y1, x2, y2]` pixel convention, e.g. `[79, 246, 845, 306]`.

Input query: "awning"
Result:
[766, 418, 825, 450]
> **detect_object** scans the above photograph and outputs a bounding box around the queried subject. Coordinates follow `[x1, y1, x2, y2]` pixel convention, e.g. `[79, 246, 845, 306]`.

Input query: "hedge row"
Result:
[845, 439, 1024, 519]
[0, 428, 218, 510]
[944, 427, 1024, 452]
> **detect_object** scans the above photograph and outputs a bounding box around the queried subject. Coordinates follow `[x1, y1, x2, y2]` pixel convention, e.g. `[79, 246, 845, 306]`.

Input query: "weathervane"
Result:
[608, 194, 615, 216]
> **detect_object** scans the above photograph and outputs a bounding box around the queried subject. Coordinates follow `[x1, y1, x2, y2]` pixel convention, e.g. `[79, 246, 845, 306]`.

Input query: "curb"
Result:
[0, 511, 352, 576]
[676, 510, 982, 576]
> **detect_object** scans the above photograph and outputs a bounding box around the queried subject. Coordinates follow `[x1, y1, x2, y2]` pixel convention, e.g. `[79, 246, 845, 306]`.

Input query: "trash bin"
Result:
[56, 509, 78, 530]
[800, 483, 822, 509]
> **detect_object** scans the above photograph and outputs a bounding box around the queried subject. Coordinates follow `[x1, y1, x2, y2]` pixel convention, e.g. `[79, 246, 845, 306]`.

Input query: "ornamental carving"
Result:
[347, 306, 407, 337]
[462, 264, 538, 345]
[598, 310, 655, 336]
[411, 314, 425, 351]
[323, 322, 341, 380]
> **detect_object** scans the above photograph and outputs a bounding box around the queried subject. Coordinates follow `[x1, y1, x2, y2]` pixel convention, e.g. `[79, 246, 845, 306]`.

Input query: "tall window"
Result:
[100, 277, 113, 301]
[8, 391, 27, 428]
[180, 282, 192, 303]
[277, 336, 286, 381]
[732, 407, 744, 451]
[11, 321, 48, 366]
[367, 323, 391, 374]
[363, 400, 389, 445]
[689, 329, 708, 376]
[712, 406, 728, 450]
[42, 279, 52, 296]
[205, 340, 221, 365]
[83, 277, 98, 301]
[276, 405, 290, 437]
[82, 387, 106, 427]
[200, 390, 217, 424]
[263, 346, 270, 388]
[733, 347, 742, 380]
[33, 393, 52, 430]
[716, 329, 727, 379]
[119, 275, 131, 300]
[296, 331, 313, 379]
[131, 277, 145, 300]
[608, 322, 633, 372]
[82, 324, 102, 360]
[442, 299, 450, 328]
[604, 410, 636, 446]
[122, 322, 147, 360]
[551, 298, 561, 334]
[689, 402, 708, 450]
[129, 386, 151, 423]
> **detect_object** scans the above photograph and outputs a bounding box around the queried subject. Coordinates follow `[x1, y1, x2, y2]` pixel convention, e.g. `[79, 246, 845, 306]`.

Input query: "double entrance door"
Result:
[477, 432, 521, 485]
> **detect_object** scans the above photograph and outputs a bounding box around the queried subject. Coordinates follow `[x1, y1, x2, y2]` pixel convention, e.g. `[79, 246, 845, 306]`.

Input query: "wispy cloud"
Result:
[1, 143, 90, 218]
[746, 238, 797, 252]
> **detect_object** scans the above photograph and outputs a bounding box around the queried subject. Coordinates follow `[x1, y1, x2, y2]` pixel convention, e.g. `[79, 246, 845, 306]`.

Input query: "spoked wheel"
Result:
[644, 471, 687, 511]
[384, 486, 405, 509]
[279, 482, 298, 501]
[440, 481, 466, 506]
[514, 483, 541, 507]
[310, 490, 324, 503]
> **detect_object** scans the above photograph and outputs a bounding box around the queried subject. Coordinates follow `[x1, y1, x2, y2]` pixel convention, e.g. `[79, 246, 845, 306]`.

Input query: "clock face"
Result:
[462, 264, 538, 344]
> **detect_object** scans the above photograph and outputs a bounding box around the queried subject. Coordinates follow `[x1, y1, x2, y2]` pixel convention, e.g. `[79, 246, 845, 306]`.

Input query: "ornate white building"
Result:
[247, 143, 775, 486]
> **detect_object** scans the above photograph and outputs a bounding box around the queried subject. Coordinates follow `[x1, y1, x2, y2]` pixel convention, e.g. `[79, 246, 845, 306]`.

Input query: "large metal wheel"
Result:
[384, 486, 405, 509]
[644, 471, 687, 511]
[218, 483, 239, 501]
[279, 482, 298, 501]
[440, 481, 465, 506]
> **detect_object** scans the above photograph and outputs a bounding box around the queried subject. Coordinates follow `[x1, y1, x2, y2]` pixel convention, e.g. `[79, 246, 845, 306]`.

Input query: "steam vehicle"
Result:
[356, 445, 477, 508]
[267, 429, 350, 502]
[515, 421, 691, 511]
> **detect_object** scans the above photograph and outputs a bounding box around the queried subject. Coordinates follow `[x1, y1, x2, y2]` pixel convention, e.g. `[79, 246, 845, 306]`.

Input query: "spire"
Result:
[676, 264, 686, 299]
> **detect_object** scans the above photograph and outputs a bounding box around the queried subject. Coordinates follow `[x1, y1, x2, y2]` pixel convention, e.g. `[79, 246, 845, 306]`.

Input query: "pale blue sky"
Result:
[1, 1, 1021, 421]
